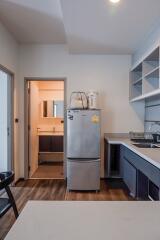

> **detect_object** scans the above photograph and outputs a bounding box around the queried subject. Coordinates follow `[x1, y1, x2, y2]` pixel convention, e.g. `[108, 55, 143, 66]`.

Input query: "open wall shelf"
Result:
[130, 47, 160, 102]
[143, 68, 159, 94]
[143, 47, 159, 77]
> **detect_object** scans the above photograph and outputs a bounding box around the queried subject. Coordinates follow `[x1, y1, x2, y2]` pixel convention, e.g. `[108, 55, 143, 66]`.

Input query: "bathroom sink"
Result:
[133, 143, 160, 148]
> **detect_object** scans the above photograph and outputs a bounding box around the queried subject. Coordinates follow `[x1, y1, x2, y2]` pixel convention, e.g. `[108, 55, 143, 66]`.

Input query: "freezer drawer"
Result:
[67, 159, 100, 191]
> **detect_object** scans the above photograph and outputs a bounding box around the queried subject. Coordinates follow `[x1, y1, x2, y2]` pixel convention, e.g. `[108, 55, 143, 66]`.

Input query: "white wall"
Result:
[132, 25, 160, 68]
[18, 44, 144, 177]
[0, 22, 19, 180]
[0, 22, 18, 71]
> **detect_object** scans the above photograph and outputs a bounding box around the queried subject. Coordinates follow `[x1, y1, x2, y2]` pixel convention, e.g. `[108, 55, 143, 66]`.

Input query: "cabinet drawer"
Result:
[124, 148, 160, 187]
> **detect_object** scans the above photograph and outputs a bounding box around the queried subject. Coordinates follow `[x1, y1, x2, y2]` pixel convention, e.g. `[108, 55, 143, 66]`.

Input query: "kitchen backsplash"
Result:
[145, 96, 160, 133]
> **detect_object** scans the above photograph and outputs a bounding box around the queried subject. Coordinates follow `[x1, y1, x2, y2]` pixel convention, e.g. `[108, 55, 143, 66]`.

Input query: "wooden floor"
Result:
[0, 179, 132, 240]
[31, 163, 64, 179]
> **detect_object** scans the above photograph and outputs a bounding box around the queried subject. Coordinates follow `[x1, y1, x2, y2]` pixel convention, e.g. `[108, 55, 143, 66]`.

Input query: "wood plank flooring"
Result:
[0, 179, 132, 240]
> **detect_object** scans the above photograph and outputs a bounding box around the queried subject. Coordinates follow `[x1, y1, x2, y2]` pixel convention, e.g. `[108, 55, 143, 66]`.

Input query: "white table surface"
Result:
[5, 201, 160, 240]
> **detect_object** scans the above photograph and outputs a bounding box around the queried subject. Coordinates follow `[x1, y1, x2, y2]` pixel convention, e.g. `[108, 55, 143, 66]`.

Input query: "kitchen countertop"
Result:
[38, 131, 64, 136]
[104, 133, 160, 169]
[5, 201, 160, 240]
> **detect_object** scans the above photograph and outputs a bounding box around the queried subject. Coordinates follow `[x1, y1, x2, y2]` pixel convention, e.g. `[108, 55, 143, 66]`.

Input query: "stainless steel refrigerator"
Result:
[67, 109, 100, 191]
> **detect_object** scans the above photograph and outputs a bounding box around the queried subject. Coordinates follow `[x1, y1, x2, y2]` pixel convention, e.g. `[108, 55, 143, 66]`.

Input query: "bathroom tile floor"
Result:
[31, 162, 64, 179]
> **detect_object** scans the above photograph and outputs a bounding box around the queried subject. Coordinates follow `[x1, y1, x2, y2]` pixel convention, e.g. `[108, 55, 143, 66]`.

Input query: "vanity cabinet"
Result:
[39, 136, 52, 152]
[39, 136, 63, 152]
[51, 136, 63, 152]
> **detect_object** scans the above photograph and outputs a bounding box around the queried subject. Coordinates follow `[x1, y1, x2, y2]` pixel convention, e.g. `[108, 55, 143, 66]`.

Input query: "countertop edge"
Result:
[104, 135, 160, 170]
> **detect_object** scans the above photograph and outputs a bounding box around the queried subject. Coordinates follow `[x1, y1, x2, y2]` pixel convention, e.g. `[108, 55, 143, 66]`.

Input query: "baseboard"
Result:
[14, 178, 25, 185]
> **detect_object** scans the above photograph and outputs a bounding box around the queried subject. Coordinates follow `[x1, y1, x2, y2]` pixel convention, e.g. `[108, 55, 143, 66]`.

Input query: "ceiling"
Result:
[0, 0, 160, 54]
[0, 0, 66, 44]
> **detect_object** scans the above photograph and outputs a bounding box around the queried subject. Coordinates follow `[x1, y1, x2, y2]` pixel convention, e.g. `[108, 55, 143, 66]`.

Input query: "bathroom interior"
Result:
[28, 80, 64, 179]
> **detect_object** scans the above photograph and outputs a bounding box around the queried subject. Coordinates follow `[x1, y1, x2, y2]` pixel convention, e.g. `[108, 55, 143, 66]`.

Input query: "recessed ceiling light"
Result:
[109, 0, 120, 3]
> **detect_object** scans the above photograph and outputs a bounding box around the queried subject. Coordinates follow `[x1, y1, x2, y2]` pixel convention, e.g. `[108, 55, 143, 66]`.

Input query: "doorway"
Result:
[25, 79, 66, 179]
[0, 66, 14, 173]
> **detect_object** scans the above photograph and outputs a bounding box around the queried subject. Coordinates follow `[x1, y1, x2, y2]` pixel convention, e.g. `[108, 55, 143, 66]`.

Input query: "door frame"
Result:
[24, 77, 67, 179]
[0, 64, 14, 173]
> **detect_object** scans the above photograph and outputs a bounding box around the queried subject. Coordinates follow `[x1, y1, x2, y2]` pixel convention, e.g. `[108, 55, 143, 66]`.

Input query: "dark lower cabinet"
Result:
[137, 171, 159, 200]
[51, 136, 63, 152]
[137, 170, 149, 200]
[121, 146, 160, 200]
[149, 181, 159, 201]
[39, 136, 52, 152]
[104, 140, 121, 178]
[120, 145, 125, 178]
[123, 158, 137, 198]
[110, 144, 121, 177]
[104, 140, 160, 200]
[39, 135, 63, 152]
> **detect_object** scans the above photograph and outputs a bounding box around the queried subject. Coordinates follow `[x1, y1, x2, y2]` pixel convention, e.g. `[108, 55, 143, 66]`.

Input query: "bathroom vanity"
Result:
[38, 132, 64, 163]
[39, 134, 63, 152]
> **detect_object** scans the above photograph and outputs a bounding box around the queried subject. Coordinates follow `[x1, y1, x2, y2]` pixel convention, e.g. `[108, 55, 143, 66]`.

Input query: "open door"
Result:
[28, 82, 39, 177]
[25, 79, 66, 179]
[0, 69, 13, 172]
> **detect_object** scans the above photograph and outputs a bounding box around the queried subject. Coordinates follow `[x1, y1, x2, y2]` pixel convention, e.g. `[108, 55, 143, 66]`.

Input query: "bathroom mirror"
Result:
[42, 100, 64, 118]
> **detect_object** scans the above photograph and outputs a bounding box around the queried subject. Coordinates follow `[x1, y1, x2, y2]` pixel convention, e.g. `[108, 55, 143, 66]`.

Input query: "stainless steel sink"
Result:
[133, 143, 160, 148]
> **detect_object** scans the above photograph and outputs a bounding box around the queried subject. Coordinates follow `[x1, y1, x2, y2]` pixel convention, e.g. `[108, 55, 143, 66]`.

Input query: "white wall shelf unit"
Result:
[130, 47, 160, 102]
[130, 63, 143, 99]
